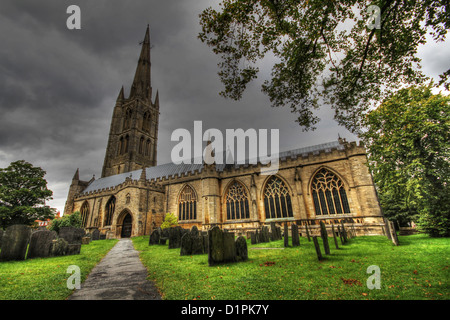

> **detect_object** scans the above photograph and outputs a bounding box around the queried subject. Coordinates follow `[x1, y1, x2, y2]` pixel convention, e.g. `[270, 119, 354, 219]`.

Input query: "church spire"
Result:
[129, 25, 152, 100]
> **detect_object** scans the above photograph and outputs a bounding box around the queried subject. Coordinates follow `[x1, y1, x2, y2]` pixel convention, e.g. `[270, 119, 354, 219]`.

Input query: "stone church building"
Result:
[63, 26, 385, 239]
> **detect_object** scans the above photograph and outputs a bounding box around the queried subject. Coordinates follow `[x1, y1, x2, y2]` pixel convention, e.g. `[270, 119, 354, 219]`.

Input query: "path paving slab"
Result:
[68, 239, 162, 300]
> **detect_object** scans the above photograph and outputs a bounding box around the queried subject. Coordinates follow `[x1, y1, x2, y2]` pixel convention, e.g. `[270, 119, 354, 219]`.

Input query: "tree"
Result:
[49, 211, 82, 233]
[198, 0, 449, 133]
[362, 84, 449, 237]
[160, 213, 179, 230]
[0, 160, 55, 229]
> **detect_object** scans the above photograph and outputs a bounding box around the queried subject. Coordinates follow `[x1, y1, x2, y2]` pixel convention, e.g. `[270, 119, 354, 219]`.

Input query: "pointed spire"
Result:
[129, 25, 152, 100]
[154, 90, 159, 108]
[117, 86, 124, 101]
[139, 166, 147, 182]
[72, 168, 79, 181]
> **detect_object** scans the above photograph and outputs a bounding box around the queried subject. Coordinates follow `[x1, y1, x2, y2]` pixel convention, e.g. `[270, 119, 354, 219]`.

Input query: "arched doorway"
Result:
[121, 213, 132, 238]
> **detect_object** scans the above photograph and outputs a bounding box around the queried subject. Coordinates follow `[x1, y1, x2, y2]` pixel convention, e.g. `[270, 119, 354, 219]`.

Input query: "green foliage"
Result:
[198, 0, 449, 133]
[49, 211, 82, 233]
[0, 160, 55, 229]
[160, 213, 178, 230]
[363, 84, 450, 236]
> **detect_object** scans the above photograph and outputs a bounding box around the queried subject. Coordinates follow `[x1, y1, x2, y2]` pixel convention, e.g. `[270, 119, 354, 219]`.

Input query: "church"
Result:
[63, 26, 385, 239]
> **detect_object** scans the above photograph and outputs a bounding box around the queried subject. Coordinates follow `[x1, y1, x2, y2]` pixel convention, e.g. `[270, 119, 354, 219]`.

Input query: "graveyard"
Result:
[133, 230, 449, 300]
[0, 223, 448, 300]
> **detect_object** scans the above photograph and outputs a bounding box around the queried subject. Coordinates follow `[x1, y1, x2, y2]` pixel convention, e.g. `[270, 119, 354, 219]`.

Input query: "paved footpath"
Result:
[69, 239, 162, 300]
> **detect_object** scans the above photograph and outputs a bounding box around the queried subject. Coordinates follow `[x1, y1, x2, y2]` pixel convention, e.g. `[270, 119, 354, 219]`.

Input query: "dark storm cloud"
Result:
[0, 0, 448, 214]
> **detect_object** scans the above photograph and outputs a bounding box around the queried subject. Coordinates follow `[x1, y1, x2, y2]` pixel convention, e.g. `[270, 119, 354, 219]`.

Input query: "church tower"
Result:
[101, 26, 159, 178]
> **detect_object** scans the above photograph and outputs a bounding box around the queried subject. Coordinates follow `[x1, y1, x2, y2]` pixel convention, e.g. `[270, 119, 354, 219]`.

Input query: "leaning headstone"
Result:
[320, 222, 330, 255]
[331, 224, 339, 250]
[292, 224, 300, 247]
[51, 238, 68, 257]
[304, 223, 311, 242]
[0, 225, 31, 261]
[337, 226, 345, 245]
[91, 229, 100, 241]
[180, 232, 193, 256]
[284, 222, 289, 247]
[235, 236, 248, 262]
[340, 221, 348, 243]
[27, 230, 58, 259]
[312, 236, 323, 261]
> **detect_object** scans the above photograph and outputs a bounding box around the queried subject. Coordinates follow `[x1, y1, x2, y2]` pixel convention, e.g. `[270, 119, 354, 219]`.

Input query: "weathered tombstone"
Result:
[27, 230, 58, 259]
[208, 226, 224, 266]
[235, 236, 248, 262]
[190, 225, 199, 237]
[250, 232, 258, 245]
[331, 224, 339, 250]
[223, 232, 236, 263]
[81, 237, 91, 245]
[320, 222, 330, 255]
[51, 238, 68, 257]
[99, 234, 107, 240]
[0, 225, 32, 261]
[340, 221, 348, 243]
[312, 236, 323, 261]
[159, 237, 167, 245]
[191, 235, 205, 255]
[58, 227, 84, 255]
[180, 232, 193, 256]
[337, 226, 345, 245]
[304, 223, 311, 242]
[149, 228, 161, 245]
[91, 229, 100, 241]
[284, 222, 289, 247]
[292, 224, 300, 247]
[262, 226, 270, 243]
[168, 226, 183, 249]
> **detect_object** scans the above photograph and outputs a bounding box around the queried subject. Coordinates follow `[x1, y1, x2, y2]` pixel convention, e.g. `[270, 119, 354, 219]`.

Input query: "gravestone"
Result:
[250, 232, 258, 245]
[337, 226, 345, 245]
[284, 222, 289, 247]
[180, 232, 193, 256]
[331, 224, 339, 249]
[304, 223, 311, 242]
[320, 222, 330, 255]
[312, 236, 323, 261]
[261, 226, 270, 243]
[168, 226, 183, 249]
[340, 221, 348, 243]
[0, 225, 31, 261]
[91, 229, 100, 241]
[81, 237, 91, 245]
[208, 226, 237, 266]
[223, 232, 236, 263]
[149, 228, 161, 245]
[235, 236, 248, 262]
[191, 225, 199, 237]
[292, 224, 300, 247]
[99, 234, 107, 240]
[58, 227, 84, 255]
[191, 235, 205, 255]
[27, 230, 57, 259]
[51, 238, 69, 257]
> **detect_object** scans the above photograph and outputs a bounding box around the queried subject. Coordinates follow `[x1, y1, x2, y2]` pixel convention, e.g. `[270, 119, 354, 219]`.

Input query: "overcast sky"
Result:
[0, 0, 449, 215]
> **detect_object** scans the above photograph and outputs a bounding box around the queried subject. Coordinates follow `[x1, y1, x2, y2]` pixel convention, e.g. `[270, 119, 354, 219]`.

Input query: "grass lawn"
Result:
[132, 234, 449, 300]
[0, 239, 118, 300]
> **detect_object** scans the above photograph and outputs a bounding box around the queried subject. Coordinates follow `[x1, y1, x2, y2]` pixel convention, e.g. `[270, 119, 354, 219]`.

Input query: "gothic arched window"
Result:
[311, 168, 350, 216]
[178, 185, 197, 221]
[80, 201, 89, 227]
[139, 137, 144, 154]
[225, 181, 250, 220]
[145, 139, 151, 156]
[263, 176, 293, 219]
[105, 196, 116, 226]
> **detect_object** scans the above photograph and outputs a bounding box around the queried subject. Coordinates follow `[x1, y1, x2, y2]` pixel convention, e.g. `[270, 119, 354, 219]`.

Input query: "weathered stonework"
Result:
[63, 27, 385, 239]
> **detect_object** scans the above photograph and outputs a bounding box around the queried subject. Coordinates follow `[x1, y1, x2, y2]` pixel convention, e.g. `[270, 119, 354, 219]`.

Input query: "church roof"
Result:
[81, 140, 344, 194]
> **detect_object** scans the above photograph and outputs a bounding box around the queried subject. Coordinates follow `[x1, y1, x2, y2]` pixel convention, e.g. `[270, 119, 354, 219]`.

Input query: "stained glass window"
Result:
[264, 176, 293, 219]
[311, 168, 350, 215]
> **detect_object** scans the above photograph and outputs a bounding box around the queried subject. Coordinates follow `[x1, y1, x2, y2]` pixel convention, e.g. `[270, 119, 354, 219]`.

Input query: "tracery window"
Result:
[80, 201, 89, 227]
[225, 181, 250, 220]
[105, 196, 116, 226]
[263, 176, 293, 219]
[311, 168, 350, 215]
[178, 185, 197, 221]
